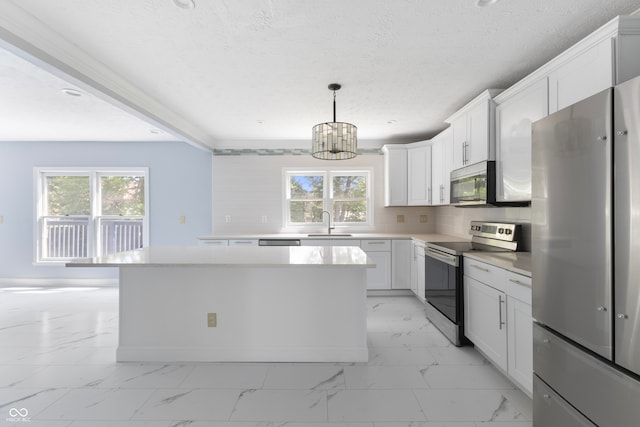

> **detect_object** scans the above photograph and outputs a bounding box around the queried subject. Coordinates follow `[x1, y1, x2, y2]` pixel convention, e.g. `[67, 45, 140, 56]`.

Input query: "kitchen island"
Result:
[68, 245, 374, 363]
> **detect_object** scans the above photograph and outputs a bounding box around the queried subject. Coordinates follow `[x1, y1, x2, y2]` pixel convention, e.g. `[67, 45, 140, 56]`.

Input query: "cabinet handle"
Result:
[498, 295, 505, 330]
[234, 241, 253, 244]
[543, 339, 550, 344]
[428, 187, 432, 204]
[597, 306, 607, 312]
[440, 184, 444, 203]
[543, 394, 551, 399]
[617, 130, 628, 136]
[461, 141, 466, 164]
[470, 264, 490, 272]
[617, 313, 628, 319]
[508, 278, 527, 286]
[367, 241, 386, 245]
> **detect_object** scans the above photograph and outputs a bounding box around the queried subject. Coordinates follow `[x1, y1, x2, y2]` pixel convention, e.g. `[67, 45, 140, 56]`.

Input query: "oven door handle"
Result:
[425, 247, 458, 267]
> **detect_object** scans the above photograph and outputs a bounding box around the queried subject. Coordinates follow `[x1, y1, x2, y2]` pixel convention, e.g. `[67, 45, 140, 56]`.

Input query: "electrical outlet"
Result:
[225, 215, 232, 223]
[179, 215, 185, 224]
[261, 215, 268, 224]
[207, 312, 217, 327]
[420, 214, 429, 223]
[0, 216, 3, 224]
[396, 214, 405, 224]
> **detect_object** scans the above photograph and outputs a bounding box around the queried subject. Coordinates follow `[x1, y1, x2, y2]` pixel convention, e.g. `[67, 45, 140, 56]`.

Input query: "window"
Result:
[284, 169, 372, 229]
[35, 168, 149, 262]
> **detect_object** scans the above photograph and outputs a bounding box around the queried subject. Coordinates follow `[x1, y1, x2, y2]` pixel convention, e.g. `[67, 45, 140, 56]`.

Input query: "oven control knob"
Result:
[498, 228, 504, 234]
[505, 229, 512, 235]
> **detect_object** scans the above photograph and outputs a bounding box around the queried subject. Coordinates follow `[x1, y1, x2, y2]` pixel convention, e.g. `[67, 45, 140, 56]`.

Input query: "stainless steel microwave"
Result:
[450, 161, 529, 207]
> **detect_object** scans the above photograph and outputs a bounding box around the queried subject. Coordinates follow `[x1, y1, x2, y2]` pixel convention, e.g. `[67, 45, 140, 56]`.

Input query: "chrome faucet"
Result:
[322, 210, 335, 235]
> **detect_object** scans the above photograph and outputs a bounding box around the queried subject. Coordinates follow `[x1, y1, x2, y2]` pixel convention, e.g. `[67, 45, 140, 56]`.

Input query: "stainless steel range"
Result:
[424, 221, 521, 346]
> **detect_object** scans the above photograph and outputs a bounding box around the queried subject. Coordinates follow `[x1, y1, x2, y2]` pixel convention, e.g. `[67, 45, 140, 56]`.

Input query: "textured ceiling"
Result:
[1, 0, 640, 149]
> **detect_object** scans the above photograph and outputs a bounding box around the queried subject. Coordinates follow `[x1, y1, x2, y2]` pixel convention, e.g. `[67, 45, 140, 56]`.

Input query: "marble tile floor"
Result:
[0, 286, 532, 427]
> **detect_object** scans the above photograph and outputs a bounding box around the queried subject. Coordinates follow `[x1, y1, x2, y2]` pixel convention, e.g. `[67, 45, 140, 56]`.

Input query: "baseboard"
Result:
[0, 278, 118, 287]
[367, 289, 413, 296]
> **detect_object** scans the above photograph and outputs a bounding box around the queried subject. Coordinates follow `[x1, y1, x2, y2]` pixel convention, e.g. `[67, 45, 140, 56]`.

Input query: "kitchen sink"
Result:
[307, 233, 352, 237]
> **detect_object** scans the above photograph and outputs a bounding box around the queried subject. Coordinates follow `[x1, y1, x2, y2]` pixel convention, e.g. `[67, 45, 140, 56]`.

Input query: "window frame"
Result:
[34, 167, 149, 264]
[282, 167, 373, 231]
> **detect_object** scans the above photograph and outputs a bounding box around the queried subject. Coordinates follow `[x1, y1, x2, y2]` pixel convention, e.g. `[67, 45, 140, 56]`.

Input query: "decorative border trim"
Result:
[213, 148, 382, 156]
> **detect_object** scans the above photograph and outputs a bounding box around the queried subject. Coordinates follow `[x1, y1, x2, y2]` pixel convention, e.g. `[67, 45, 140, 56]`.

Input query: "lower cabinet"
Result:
[361, 240, 391, 290]
[464, 276, 508, 371]
[391, 239, 411, 289]
[410, 241, 426, 302]
[463, 257, 533, 395]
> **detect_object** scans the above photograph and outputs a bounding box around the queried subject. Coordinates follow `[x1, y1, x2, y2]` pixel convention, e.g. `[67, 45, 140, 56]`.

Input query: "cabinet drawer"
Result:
[361, 239, 391, 252]
[200, 239, 229, 246]
[504, 271, 532, 304]
[229, 239, 259, 246]
[463, 258, 502, 286]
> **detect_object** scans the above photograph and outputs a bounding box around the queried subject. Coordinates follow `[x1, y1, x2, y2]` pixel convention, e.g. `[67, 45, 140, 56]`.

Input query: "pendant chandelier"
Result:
[311, 83, 358, 160]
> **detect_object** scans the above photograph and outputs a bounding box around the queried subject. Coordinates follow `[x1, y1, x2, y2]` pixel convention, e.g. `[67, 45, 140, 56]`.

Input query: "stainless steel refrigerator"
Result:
[532, 76, 640, 426]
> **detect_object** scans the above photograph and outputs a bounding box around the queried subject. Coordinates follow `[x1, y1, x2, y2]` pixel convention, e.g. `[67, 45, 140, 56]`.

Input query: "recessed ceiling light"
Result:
[476, 0, 499, 6]
[387, 120, 397, 124]
[61, 88, 83, 97]
[173, 0, 195, 9]
[150, 129, 164, 135]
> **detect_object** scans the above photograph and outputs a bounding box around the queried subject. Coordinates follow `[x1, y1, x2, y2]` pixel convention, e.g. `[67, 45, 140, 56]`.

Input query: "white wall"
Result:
[0, 141, 212, 281]
[212, 154, 436, 234]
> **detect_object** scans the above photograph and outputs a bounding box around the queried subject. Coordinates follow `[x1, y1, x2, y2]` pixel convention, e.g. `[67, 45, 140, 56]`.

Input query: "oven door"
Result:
[424, 247, 461, 324]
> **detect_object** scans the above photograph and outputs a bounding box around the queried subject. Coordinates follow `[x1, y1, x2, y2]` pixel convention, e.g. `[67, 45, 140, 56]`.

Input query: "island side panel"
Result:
[117, 265, 368, 362]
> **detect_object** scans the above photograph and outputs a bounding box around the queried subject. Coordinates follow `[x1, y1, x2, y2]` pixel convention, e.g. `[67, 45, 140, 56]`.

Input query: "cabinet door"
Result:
[507, 296, 533, 395]
[441, 128, 453, 205]
[407, 144, 432, 205]
[416, 249, 426, 302]
[467, 100, 491, 165]
[496, 78, 548, 202]
[366, 251, 391, 290]
[464, 276, 507, 370]
[431, 139, 444, 205]
[383, 145, 408, 206]
[548, 37, 613, 114]
[451, 116, 467, 169]
[391, 240, 411, 290]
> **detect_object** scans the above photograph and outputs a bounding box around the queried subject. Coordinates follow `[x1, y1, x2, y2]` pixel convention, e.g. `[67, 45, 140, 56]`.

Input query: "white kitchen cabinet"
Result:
[391, 239, 411, 290]
[507, 295, 533, 393]
[410, 241, 426, 302]
[463, 257, 533, 395]
[447, 90, 501, 169]
[200, 239, 229, 246]
[407, 141, 432, 205]
[382, 144, 408, 206]
[430, 128, 453, 205]
[548, 37, 612, 114]
[361, 240, 391, 290]
[495, 77, 548, 202]
[464, 275, 508, 371]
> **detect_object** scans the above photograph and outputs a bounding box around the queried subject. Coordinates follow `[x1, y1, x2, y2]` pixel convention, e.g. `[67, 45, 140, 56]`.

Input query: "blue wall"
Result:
[0, 141, 212, 280]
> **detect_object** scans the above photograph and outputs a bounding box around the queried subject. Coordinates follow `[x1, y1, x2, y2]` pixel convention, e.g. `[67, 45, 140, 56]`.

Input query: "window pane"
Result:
[99, 217, 144, 255]
[333, 201, 367, 222]
[46, 176, 90, 215]
[289, 201, 324, 223]
[290, 175, 324, 199]
[333, 175, 366, 199]
[43, 217, 89, 258]
[100, 176, 145, 216]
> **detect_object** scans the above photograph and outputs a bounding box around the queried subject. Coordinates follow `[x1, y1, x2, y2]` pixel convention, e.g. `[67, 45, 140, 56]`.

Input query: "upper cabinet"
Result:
[495, 78, 548, 202]
[494, 15, 640, 202]
[430, 128, 453, 205]
[548, 17, 640, 114]
[407, 141, 432, 205]
[381, 144, 408, 207]
[446, 90, 502, 170]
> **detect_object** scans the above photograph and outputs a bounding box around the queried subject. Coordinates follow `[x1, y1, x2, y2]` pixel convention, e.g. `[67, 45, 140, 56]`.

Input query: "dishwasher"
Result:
[258, 239, 301, 246]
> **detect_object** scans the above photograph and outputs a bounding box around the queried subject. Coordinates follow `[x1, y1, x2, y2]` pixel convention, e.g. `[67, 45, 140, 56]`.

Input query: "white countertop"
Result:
[67, 245, 375, 268]
[198, 232, 468, 243]
[463, 251, 532, 277]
